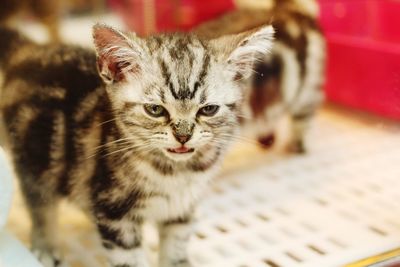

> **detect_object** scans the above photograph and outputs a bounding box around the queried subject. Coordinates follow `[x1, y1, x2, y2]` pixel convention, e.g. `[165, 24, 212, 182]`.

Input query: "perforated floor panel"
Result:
[186, 109, 400, 267]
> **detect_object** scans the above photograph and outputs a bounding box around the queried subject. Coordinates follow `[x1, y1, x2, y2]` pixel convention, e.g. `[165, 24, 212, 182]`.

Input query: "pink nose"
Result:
[171, 120, 194, 144]
[173, 133, 191, 144]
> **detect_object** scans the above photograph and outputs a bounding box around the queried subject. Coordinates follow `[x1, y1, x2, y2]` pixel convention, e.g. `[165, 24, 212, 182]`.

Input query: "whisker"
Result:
[91, 137, 136, 151]
[96, 118, 118, 127]
[86, 139, 151, 159]
[101, 142, 152, 158]
[102, 140, 155, 157]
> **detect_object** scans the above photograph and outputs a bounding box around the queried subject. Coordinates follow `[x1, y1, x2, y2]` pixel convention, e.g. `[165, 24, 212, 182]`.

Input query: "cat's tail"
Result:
[0, 26, 31, 70]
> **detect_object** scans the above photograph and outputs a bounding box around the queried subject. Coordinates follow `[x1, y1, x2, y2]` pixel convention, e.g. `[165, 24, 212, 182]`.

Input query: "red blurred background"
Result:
[109, 0, 400, 120]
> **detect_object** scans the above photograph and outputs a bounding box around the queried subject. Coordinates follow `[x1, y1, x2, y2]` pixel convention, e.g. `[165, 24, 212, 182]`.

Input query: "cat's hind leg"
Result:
[286, 87, 323, 154]
[286, 112, 313, 154]
[8, 109, 68, 266]
[19, 180, 66, 267]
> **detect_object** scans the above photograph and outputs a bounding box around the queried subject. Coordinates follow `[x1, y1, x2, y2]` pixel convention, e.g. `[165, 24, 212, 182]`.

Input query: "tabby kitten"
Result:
[0, 24, 273, 267]
[194, 0, 325, 153]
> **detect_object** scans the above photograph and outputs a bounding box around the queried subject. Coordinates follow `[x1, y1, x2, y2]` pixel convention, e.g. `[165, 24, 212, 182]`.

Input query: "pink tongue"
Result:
[174, 147, 190, 153]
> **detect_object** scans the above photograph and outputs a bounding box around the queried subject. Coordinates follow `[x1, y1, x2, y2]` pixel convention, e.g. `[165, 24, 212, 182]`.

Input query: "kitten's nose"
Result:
[172, 120, 194, 144]
[173, 133, 191, 144]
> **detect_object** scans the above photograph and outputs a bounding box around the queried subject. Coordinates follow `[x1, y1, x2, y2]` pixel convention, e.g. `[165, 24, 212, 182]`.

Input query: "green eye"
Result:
[144, 104, 167, 117]
[198, 105, 220, 116]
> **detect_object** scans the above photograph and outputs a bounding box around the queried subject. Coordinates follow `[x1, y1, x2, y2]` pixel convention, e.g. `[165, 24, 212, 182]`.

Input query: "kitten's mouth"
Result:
[167, 146, 195, 154]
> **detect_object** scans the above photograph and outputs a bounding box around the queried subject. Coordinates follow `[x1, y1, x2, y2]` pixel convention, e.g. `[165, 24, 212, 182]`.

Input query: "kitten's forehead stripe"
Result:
[197, 53, 210, 86]
[168, 36, 195, 66]
[199, 89, 207, 104]
[155, 35, 212, 102]
[159, 89, 166, 104]
[169, 37, 194, 100]
[194, 53, 210, 103]
[159, 59, 170, 85]
[159, 59, 178, 100]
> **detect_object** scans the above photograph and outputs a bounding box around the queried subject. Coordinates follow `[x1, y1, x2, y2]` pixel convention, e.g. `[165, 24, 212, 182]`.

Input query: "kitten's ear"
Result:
[93, 24, 144, 84]
[210, 25, 274, 81]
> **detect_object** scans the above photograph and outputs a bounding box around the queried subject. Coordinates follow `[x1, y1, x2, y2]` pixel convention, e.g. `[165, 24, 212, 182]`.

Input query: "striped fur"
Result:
[194, 0, 326, 153]
[0, 24, 273, 267]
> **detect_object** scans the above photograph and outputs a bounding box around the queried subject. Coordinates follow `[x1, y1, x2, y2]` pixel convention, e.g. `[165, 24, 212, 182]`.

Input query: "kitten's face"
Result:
[113, 42, 240, 161]
[93, 25, 273, 161]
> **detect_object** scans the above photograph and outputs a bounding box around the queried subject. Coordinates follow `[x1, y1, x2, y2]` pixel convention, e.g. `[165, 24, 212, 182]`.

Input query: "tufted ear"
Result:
[92, 24, 145, 84]
[210, 25, 274, 81]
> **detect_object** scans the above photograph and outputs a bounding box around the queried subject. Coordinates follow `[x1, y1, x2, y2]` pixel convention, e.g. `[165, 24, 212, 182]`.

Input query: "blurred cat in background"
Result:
[194, 0, 326, 153]
[0, 0, 104, 42]
[0, 0, 61, 41]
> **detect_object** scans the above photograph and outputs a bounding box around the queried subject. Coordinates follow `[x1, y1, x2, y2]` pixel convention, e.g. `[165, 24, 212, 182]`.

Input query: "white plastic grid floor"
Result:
[187, 109, 400, 267]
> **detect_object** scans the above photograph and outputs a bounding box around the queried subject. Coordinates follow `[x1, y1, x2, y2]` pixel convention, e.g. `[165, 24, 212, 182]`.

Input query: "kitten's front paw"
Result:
[32, 248, 67, 267]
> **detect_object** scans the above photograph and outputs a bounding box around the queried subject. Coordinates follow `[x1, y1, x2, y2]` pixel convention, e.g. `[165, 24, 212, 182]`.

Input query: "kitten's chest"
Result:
[137, 170, 214, 222]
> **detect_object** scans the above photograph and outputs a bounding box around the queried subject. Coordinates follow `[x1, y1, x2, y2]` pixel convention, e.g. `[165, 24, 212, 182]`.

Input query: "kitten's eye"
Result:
[198, 105, 220, 116]
[144, 104, 167, 117]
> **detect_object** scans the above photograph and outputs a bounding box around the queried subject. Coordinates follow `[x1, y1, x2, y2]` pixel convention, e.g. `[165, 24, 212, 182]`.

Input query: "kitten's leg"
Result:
[159, 217, 193, 267]
[19, 182, 64, 267]
[286, 113, 312, 154]
[30, 204, 64, 267]
[97, 219, 150, 267]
